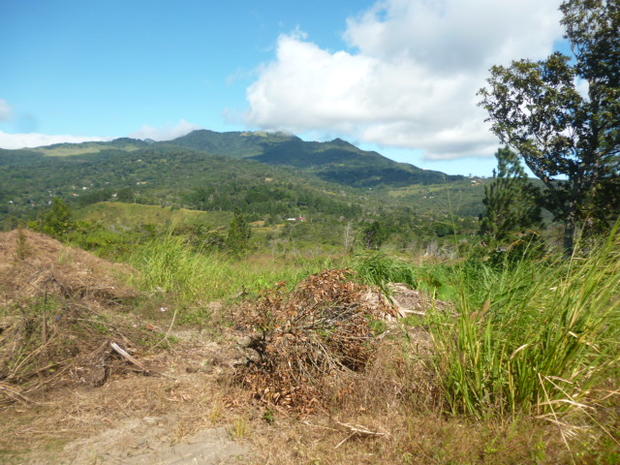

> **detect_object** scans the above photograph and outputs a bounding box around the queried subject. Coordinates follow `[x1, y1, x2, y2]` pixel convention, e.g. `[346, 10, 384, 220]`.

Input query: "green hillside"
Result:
[0, 144, 367, 222]
[0, 130, 484, 239]
[171, 130, 464, 187]
[79, 201, 232, 230]
[0, 129, 480, 222]
[32, 138, 148, 156]
[384, 180, 488, 217]
[171, 129, 293, 158]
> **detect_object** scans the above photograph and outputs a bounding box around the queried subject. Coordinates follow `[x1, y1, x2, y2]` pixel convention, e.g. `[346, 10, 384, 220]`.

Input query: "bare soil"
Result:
[1, 328, 252, 465]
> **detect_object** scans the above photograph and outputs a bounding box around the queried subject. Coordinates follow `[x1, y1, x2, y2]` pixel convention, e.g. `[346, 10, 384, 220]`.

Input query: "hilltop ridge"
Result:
[170, 129, 462, 187]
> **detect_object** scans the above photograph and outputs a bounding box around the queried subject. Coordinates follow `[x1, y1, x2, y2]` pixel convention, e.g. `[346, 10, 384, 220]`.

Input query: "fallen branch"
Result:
[110, 342, 150, 372]
[334, 420, 389, 449]
[109, 342, 175, 380]
[397, 308, 427, 317]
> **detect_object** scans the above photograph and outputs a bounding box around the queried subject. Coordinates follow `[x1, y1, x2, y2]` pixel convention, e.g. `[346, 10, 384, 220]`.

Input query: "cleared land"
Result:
[1, 229, 617, 464]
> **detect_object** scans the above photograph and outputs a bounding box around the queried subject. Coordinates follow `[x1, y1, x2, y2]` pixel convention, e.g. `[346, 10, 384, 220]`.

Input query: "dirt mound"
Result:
[0, 229, 136, 307]
[0, 229, 158, 406]
[234, 269, 398, 412]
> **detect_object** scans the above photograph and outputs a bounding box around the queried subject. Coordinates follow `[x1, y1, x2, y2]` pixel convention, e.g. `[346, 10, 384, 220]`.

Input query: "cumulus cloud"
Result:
[0, 99, 12, 121]
[130, 119, 202, 141]
[0, 130, 110, 149]
[246, 0, 563, 159]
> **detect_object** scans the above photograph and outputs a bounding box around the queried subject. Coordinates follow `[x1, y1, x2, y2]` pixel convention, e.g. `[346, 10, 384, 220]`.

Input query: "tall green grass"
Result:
[430, 231, 620, 419]
[353, 252, 418, 292]
[129, 236, 339, 306]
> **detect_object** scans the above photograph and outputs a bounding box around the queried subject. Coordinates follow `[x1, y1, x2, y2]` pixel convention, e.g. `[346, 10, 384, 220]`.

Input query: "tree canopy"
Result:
[478, 0, 619, 252]
[226, 210, 252, 254]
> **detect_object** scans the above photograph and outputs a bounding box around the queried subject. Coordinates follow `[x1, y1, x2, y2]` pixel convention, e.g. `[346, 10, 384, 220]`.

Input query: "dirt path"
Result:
[2, 327, 252, 465]
[59, 417, 247, 465]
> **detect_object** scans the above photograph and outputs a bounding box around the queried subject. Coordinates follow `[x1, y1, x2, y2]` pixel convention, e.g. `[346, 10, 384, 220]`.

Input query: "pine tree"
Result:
[361, 220, 389, 250]
[37, 198, 76, 238]
[226, 210, 251, 253]
[479, 148, 543, 244]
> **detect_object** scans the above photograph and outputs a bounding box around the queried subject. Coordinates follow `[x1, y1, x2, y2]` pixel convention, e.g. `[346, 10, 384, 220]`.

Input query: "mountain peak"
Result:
[110, 137, 144, 145]
[169, 128, 462, 187]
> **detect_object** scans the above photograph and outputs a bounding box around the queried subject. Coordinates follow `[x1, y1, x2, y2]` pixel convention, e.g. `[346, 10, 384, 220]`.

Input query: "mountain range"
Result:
[0, 129, 476, 222]
[20, 129, 461, 188]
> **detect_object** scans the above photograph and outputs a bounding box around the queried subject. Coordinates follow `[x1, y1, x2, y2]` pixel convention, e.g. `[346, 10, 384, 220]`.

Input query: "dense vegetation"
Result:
[0, 144, 363, 219]
[0, 133, 485, 250]
[0, 128, 464, 227]
[175, 129, 463, 186]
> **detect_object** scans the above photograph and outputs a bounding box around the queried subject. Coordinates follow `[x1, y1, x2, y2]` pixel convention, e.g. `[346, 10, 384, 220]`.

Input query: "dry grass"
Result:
[1, 299, 614, 465]
[241, 332, 584, 465]
[0, 229, 159, 405]
[247, 412, 577, 465]
[0, 303, 164, 404]
[2, 325, 603, 465]
[244, 331, 618, 465]
[0, 229, 136, 307]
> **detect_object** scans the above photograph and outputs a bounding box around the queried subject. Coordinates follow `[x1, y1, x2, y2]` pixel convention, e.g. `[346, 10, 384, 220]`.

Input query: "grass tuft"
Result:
[353, 252, 417, 292]
[128, 236, 342, 321]
[430, 230, 620, 422]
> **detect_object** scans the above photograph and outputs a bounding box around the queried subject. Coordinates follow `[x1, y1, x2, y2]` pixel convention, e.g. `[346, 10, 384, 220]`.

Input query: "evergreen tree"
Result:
[361, 220, 389, 250]
[37, 198, 75, 238]
[479, 148, 543, 243]
[226, 210, 251, 253]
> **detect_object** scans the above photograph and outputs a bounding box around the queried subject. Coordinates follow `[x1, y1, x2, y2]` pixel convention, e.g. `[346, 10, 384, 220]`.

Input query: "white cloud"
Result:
[130, 119, 201, 141]
[0, 99, 12, 121]
[246, 0, 563, 159]
[0, 130, 110, 149]
[0, 118, 201, 150]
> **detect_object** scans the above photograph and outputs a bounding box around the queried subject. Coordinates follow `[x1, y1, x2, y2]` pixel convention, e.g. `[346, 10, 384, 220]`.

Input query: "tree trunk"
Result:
[563, 218, 575, 256]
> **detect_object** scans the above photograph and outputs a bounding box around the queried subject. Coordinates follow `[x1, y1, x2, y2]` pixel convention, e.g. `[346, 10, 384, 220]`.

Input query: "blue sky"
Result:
[0, 0, 566, 176]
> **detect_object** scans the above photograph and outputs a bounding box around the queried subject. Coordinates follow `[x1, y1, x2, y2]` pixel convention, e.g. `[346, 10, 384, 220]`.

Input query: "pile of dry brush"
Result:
[0, 229, 159, 406]
[234, 269, 400, 412]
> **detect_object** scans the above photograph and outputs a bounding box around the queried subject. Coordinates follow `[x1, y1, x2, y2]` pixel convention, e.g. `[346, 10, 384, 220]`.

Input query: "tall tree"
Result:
[479, 147, 543, 243]
[478, 0, 619, 253]
[226, 210, 251, 254]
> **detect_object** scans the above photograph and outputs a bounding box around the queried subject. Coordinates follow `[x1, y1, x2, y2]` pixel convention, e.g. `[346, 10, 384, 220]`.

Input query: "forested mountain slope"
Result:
[0, 130, 478, 224]
[171, 130, 463, 187]
[0, 144, 366, 220]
